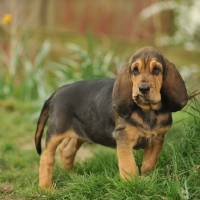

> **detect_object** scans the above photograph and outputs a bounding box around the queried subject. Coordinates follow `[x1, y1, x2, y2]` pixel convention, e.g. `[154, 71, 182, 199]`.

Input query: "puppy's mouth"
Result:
[133, 95, 154, 104]
[133, 95, 161, 110]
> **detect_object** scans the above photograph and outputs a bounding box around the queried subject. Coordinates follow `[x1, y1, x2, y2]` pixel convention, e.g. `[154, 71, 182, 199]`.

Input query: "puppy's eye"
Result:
[132, 67, 139, 76]
[152, 66, 161, 75]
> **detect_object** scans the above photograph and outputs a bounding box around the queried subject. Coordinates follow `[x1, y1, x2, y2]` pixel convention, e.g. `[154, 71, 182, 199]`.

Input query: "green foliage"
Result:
[50, 33, 117, 87]
[0, 33, 118, 101]
[0, 40, 51, 101]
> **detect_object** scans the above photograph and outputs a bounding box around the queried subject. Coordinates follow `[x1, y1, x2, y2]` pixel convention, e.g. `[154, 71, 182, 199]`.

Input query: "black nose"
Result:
[139, 85, 150, 94]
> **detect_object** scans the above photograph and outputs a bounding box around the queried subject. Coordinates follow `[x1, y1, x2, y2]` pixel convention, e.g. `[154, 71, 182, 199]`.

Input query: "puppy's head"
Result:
[130, 48, 163, 110]
[112, 46, 188, 118]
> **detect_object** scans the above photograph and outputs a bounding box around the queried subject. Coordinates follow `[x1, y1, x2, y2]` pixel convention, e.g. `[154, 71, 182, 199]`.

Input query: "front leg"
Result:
[113, 124, 139, 180]
[141, 135, 164, 174]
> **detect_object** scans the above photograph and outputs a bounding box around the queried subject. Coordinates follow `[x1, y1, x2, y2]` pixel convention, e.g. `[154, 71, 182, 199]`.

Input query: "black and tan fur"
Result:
[35, 46, 189, 189]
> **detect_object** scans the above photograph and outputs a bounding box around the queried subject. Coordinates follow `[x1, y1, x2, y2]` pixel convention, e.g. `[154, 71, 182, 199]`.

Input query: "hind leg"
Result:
[39, 136, 61, 188]
[58, 138, 84, 170]
[39, 129, 77, 189]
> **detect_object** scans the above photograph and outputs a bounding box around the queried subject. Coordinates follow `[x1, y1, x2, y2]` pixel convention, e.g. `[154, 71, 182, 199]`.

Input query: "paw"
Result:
[141, 163, 154, 174]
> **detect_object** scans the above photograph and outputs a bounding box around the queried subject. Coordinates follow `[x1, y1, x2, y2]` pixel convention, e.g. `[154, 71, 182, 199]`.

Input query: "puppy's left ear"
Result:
[112, 63, 135, 118]
[161, 58, 188, 112]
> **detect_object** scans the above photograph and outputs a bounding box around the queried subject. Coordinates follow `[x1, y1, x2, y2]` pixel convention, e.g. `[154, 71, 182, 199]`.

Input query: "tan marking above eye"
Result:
[131, 62, 138, 70]
[131, 60, 143, 75]
[150, 61, 163, 75]
[150, 61, 163, 72]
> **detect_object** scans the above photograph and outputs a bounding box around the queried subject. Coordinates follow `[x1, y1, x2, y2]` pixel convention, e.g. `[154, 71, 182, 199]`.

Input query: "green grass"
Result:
[0, 100, 199, 199]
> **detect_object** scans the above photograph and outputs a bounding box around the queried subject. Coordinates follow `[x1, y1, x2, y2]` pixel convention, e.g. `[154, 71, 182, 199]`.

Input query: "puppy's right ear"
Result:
[161, 58, 188, 112]
[112, 63, 135, 119]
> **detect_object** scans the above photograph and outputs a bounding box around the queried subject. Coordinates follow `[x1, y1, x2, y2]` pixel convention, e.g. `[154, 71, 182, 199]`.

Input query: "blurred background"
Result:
[0, 0, 200, 102]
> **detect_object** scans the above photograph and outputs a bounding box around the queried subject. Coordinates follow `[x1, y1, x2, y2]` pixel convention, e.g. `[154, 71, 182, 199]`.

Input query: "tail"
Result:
[35, 95, 53, 155]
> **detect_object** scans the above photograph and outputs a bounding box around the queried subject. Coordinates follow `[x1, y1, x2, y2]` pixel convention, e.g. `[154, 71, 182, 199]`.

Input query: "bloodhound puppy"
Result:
[35, 46, 188, 189]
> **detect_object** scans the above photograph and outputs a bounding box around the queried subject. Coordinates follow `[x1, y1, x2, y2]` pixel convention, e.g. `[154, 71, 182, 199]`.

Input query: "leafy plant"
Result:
[0, 39, 52, 100]
[0, 30, 120, 101]
[50, 34, 119, 87]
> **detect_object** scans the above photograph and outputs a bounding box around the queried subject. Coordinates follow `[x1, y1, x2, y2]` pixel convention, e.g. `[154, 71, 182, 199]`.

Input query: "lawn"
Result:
[0, 97, 200, 199]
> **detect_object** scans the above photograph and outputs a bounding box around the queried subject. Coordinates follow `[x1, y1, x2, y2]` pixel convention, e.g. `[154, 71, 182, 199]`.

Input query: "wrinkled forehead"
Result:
[129, 47, 164, 65]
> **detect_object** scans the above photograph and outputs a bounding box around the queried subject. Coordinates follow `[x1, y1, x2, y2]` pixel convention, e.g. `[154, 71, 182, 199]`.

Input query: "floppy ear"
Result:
[161, 58, 188, 112]
[112, 63, 135, 118]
